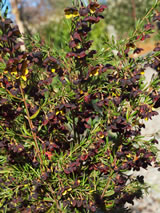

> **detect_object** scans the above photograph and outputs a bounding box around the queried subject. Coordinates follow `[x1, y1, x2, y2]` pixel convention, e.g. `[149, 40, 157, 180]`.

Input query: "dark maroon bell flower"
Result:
[79, 7, 89, 16]
[133, 48, 144, 54]
[84, 94, 90, 103]
[144, 23, 154, 30]
[153, 12, 160, 21]
[84, 16, 100, 24]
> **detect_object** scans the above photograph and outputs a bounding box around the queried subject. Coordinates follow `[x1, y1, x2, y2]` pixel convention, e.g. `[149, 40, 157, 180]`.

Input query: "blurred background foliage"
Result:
[104, 0, 155, 38]
[0, 0, 159, 50]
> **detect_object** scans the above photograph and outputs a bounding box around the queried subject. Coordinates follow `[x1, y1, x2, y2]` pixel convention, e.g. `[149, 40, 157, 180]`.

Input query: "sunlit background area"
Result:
[1, 0, 159, 52]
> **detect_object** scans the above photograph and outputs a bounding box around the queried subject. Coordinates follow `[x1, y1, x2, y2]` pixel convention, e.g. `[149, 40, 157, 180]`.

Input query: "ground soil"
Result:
[130, 40, 159, 58]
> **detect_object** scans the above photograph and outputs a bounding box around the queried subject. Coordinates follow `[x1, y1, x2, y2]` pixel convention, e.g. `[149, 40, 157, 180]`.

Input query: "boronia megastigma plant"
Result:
[0, 1, 160, 212]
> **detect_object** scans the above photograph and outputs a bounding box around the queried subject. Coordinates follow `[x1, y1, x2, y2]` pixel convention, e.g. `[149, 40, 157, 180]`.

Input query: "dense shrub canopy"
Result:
[0, 1, 160, 212]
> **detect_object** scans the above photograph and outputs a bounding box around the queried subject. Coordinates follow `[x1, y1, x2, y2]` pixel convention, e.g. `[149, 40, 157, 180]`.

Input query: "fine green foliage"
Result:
[0, 1, 160, 212]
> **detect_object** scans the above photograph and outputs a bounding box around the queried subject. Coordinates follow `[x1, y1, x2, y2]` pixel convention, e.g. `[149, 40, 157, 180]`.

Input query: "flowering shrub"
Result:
[0, 1, 160, 212]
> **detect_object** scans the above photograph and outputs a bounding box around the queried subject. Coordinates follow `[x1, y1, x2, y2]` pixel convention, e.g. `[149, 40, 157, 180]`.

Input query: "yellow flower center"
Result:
[140, 71, 145, 75]
[89, 68, 99, 77]
[56, 110, 65, 116]
[65, 8, 79, 19]
[51, 68, 56, 73]
[90, 8, 96, 14]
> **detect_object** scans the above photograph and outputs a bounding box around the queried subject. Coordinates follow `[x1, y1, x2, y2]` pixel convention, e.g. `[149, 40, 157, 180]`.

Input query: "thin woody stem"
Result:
[48, 184, 62, 212]
[130, 4, 157, 40]
[72, 113, 77, 143]
[19, 83, 44, 172]
[101, 172, 113, 199]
